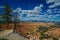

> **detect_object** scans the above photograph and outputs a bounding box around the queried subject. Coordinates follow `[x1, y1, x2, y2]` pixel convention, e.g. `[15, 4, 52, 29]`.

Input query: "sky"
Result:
[0, 0, 60, 21]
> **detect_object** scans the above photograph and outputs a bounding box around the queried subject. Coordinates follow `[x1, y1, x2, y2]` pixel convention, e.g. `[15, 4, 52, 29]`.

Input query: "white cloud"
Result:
[46, 0, 60, 4]
[47, 9, 53, 13]
[54, 14, 60, 18]
[40, 4, 43, 7]
[32, 4, 43, 14]
[12, 4, 43, 21]
[13, 8, 22, 13]
[48, 15, 54, 18]
[13, 3, 60, 21]
[0, 6, 5, 8]
[46, 8, 60, 14]
[53, 9, 60, 13]
[46, 0, 60, 8]
[13, 4, 43, 17]
[49, 2, 60, 8]
[33, 7, 40, 14]
[13, 4, 43, 14]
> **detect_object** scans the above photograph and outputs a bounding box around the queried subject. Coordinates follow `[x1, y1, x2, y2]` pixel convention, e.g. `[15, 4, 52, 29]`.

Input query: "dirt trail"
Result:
[0, 29, 13, 38]
[0, 29, 30, 40]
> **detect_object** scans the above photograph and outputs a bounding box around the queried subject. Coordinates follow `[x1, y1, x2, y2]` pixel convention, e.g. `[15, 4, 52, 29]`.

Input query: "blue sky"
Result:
[0, 0, 60, 21]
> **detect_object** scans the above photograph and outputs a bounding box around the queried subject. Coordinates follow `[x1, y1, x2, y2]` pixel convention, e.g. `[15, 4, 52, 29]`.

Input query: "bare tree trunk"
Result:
[6, 17, 10, 29]
[6, 18, 9, 29]
[6, 22, 8, 29]
[13, 21, 16, 32]
[13, 13, 17, 33]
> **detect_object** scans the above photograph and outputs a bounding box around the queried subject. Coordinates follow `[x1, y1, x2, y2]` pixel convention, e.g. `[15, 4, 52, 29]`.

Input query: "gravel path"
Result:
[7, 33, 30, 40]
[0, 29, 13, 38]
[0, 29, 30, 40]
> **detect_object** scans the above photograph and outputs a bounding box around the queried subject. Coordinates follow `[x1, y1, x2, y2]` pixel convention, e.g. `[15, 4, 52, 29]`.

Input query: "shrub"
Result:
[0, 38, 8, 40]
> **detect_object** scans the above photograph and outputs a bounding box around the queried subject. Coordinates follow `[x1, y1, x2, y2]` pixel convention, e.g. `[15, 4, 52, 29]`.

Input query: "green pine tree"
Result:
[2, 4, 12, 28]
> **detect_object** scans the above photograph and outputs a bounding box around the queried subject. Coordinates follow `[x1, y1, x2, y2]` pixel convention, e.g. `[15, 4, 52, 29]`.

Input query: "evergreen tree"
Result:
[2, 4, 12, 28]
